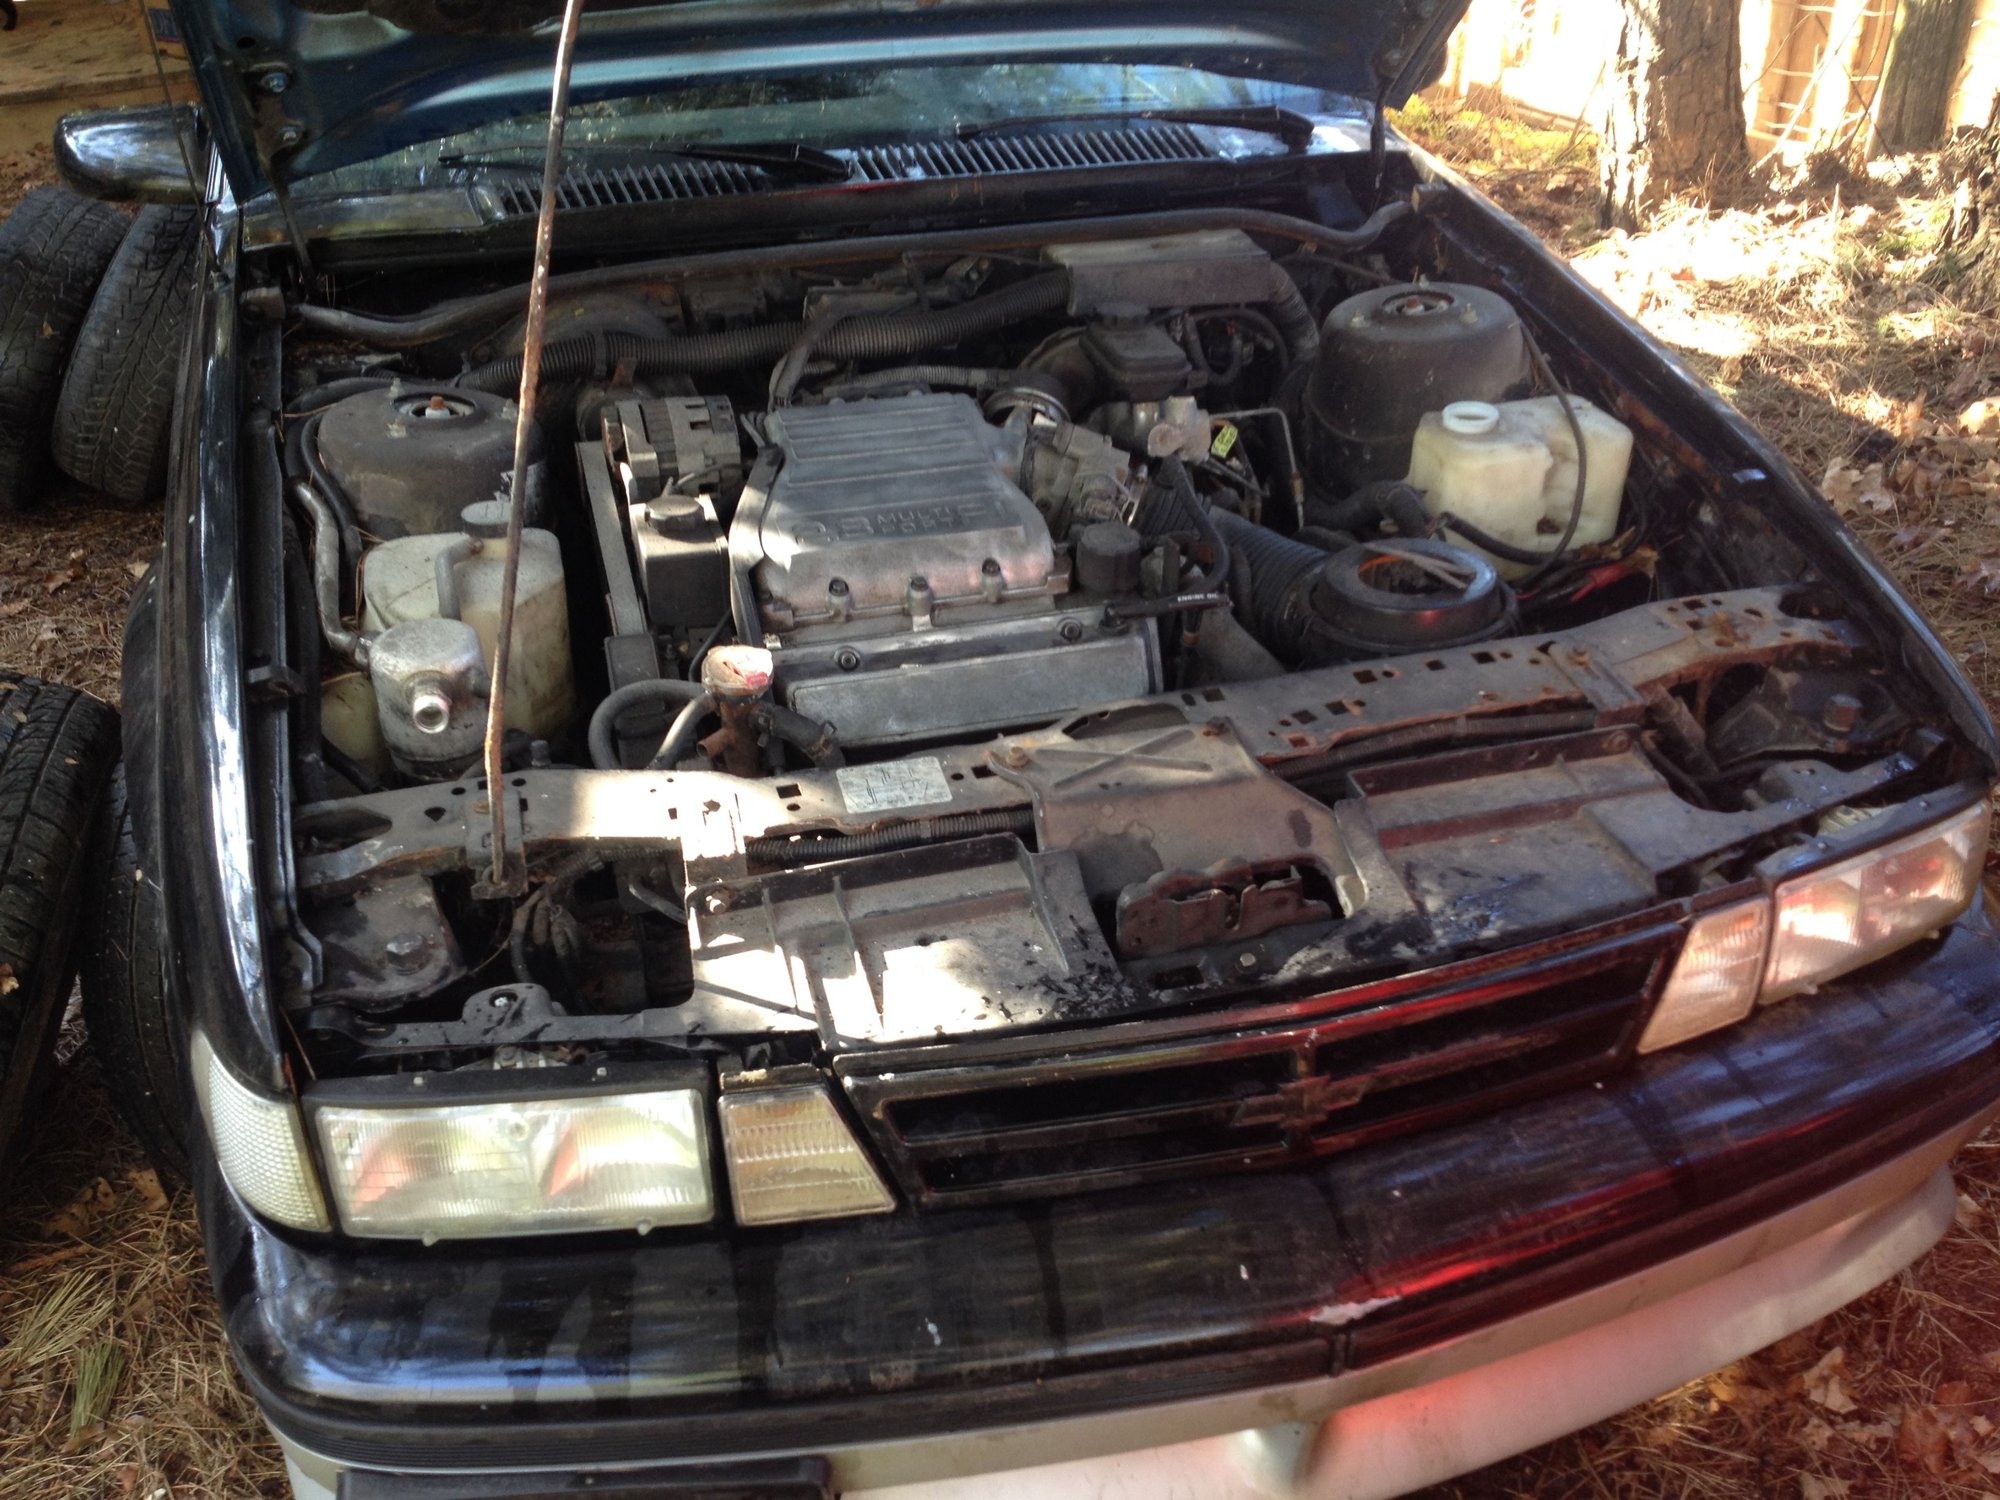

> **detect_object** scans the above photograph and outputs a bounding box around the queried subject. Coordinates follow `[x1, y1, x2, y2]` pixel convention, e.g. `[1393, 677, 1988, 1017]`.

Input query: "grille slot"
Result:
[846, 123, 1214, 182]
[493, 157, 765, 216]
[846, 947, 1665, 1208]
[491, 123, 1219, 217]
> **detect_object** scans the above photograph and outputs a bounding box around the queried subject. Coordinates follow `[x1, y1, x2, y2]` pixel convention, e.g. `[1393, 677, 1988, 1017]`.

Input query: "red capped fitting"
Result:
[701, 643, 775, 703]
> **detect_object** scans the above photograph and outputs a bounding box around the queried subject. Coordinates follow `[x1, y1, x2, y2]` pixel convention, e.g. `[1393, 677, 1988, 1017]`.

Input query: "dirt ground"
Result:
[9, 109, 2000, 1498]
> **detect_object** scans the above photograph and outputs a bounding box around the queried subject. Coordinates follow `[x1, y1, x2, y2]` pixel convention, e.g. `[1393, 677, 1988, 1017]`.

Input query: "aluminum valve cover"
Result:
[750, 394, 1059, 632]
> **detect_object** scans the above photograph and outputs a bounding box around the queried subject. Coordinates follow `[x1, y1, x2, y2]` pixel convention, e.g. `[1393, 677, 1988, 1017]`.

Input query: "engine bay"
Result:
[268, 204, 1976, 1094]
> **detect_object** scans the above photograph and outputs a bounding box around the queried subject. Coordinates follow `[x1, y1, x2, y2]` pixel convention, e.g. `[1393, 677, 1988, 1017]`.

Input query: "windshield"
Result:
[288, 63, 1360, 199]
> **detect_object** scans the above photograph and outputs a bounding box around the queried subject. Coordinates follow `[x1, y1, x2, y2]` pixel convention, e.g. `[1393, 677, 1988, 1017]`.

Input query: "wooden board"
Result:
[0, 0, 194, 158]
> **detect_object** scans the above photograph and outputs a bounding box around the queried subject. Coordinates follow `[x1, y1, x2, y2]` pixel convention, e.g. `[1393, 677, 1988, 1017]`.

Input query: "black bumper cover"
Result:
[208, 898, 2000, 1472]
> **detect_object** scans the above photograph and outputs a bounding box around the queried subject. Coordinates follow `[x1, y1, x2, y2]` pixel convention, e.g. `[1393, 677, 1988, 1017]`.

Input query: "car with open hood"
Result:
[66, 0, 2000, 1496]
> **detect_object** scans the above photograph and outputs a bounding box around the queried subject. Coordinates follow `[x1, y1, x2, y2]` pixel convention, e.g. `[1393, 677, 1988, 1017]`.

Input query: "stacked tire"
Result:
[0, 187, 200, 510]
[0, 674, 121, 1184]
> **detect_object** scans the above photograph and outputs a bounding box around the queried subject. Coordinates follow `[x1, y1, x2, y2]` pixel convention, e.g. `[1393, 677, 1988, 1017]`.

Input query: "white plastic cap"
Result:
[1441, 401, 1500, 436]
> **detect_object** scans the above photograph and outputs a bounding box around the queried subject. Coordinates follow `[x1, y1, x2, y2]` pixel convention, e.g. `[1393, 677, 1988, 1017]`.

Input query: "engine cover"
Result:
[751, 394, 1062, 632]
[734, 394, 1157, 747]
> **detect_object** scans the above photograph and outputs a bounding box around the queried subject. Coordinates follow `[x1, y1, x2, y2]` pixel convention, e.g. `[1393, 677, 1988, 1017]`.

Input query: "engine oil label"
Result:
[836, 758, 952, 814]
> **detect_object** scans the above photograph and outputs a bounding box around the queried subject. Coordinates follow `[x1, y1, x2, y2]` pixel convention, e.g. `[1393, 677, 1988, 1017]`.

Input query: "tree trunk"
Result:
[1599, 0, 1752, 229]
[1933, 96, 2000, 306]
[1874, 0, 1975, 154]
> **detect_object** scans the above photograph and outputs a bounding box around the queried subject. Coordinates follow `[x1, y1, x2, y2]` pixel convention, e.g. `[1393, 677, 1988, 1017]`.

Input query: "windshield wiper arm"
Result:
[664, 140, 852, 182]
[441, 139, 852, 184]
[956, 105, 1315, 152]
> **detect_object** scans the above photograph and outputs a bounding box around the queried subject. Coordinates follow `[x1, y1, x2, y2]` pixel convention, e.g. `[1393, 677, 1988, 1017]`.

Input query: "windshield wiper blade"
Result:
[441, 139, 851, 183]
[956, 105, 1315, 152]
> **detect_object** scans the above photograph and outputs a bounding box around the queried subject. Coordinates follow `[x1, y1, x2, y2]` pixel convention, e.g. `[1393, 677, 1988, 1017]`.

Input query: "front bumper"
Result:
[208, 896, 2000, 1497]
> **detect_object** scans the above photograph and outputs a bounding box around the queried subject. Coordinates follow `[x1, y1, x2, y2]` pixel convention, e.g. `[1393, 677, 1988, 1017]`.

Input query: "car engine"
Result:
[263, 202, 1978, 1212]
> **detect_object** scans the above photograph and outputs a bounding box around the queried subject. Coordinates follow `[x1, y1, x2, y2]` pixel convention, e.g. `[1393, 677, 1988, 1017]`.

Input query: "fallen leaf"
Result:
[0, 964, 15, 995]
[1801, 1477, 1849, 1500]
[42, 1176, 117, 1239]
[1895, 391, 1928, 439]
[1901, 1404, 1953, 1477]
[1822, 460, 1896, 515]
[1805, 1347, 1859, 1413]
[1961, 556, 2000, 599]
[124, 562, 148, 580]
[1890, 524, 1946, 553]
[1958, 1190, 1984, 1228]
[1801, 1416, 1837, 1452]
[1708, 1370, 1779, 1412]
[0, 599, 28, 619]
[124, 1168, 168, 1213]
[1947, 356, 1986, 405]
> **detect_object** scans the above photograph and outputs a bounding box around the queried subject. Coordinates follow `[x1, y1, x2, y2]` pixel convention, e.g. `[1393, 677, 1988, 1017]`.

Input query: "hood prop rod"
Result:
[477, 0, 588, 897]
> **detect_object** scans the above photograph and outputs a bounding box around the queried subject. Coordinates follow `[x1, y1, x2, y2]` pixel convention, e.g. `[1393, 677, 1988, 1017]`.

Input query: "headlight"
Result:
[313, 1074, 713, 1240]
[1642, 801, 1988, 1052]
[718, 1077, 895, 1226]
[190, 1029, 331, 1232]
[1637, 898, 1770, 1054]
[1764, 800, 1988, 1002]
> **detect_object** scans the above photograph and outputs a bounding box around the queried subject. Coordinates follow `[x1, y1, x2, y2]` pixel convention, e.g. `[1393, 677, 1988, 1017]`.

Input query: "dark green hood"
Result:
[169, 0, 1464, 199]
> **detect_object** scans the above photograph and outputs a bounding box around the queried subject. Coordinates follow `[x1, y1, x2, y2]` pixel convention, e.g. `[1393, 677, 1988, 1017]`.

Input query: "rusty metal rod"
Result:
[482, 0, 588, 892]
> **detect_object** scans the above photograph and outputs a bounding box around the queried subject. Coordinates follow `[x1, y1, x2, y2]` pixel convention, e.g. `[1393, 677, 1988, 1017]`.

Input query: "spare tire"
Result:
[0, 674, 119, 1181]
[0, 187, 129, 511]
[51, 203, 201, 504]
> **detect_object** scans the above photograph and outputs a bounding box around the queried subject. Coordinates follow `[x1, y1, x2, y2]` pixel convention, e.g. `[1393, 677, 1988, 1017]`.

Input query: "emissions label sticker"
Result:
[835, 758, 953, 814]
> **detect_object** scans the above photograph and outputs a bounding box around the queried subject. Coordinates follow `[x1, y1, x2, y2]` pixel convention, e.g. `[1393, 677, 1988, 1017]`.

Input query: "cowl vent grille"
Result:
[847, 122, 1214, 182]
[492, 123, 1219, 217]
[492, 157, 765, 217]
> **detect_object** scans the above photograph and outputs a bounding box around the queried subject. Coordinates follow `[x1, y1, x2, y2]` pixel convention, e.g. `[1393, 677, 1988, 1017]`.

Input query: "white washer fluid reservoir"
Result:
[1407, 396, 1633, 577]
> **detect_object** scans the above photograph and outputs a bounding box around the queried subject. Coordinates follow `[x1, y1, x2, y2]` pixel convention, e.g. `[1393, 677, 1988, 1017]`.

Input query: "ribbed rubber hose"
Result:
[1211, 508, 1329, 653]
[457, 273, 1070, 394]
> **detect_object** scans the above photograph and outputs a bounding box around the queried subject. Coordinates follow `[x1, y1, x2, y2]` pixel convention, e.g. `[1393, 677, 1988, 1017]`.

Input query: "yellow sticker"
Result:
[1210, 422, 1240, 459]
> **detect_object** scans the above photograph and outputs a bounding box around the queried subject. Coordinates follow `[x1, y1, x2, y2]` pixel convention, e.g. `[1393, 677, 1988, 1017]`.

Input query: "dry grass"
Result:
[0, 1052, 285, 1499]
[8, 101, 2000, 1500]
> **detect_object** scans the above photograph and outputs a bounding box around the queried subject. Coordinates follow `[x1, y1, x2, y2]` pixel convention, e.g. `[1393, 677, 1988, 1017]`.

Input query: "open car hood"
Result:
[169, 0, 1464, 200]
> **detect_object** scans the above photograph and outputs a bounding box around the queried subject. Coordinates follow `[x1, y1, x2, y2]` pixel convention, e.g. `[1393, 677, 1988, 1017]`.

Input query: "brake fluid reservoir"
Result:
[360, 503, 575, 742]
[1407, 397, 1632, 577]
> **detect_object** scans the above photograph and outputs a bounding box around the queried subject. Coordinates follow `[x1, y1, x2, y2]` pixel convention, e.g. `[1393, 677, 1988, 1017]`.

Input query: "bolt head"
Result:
[275, 124, 303, 149]
[385, 932, 429, 972]
[1822, 691, 1864, 735]
[999, 744, 1032, 769]
[1237, 952, 1259, 971]
[835, 647, 862, 673]
[260, 70, 290, 94]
